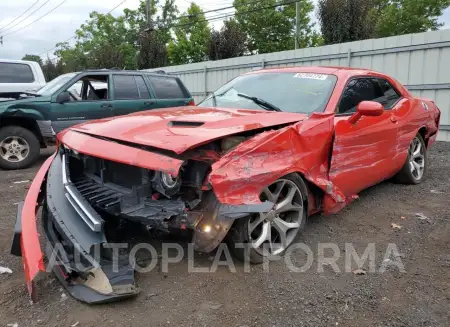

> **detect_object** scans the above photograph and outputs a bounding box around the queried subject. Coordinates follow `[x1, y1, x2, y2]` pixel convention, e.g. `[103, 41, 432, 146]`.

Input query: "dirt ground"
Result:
[0, 143, 449, 327]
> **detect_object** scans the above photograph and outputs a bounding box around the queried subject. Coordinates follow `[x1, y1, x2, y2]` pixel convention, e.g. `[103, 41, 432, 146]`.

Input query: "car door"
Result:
[329, 77, 401, 197]
[147, 75, 193, 108]
[111, 74, 159, 116]
[50, 73, 114, 133]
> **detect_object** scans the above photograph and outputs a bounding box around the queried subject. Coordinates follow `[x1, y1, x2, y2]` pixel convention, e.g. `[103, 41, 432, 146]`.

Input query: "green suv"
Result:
[0, 69, 194, 169]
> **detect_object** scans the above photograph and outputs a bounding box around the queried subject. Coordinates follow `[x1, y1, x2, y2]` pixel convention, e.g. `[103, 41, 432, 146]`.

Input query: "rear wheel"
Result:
[228, 173, 308, 264]
[395, 134, 427, 184]
[0, 126, 40, 170]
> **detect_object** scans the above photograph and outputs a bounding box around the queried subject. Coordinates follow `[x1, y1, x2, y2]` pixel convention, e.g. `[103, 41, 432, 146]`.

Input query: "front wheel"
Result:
[0, 126, 40, 170]
[228, 173, 308, 264]
[395, 134, 427, 184]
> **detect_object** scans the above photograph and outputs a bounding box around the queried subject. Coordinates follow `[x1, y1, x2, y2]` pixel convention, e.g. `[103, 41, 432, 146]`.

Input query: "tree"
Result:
[168, 3, 211, 64]
[373, 0, 450, 37]
[233, 0, 319, 54]
[52, 0, 177, 71]
[317, 0, 376, 45]
[41, 58, 64, 81]
[137, 0, 178, 69]
[208, 19, 248, 60]
[22, 55, 43, 66]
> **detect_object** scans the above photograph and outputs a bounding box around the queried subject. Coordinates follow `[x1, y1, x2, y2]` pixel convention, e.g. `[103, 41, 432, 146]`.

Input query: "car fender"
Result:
[208, 112, 351, 215]
[20, 153, 55, 299]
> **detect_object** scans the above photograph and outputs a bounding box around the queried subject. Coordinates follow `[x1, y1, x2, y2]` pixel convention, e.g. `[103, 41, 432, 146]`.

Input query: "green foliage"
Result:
[373, 0, 450, 37]
[233, 0, 319, 54]
[208, 19, 247, 60]
[22, 55, 43, 66]
[318, 0, 450, 45]
[168, 3, 211, 65]
[317, 0, 376, 45]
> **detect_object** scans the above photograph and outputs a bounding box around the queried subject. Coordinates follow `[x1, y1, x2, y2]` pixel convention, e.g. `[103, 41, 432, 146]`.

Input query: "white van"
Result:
[0, 59, 46, 99]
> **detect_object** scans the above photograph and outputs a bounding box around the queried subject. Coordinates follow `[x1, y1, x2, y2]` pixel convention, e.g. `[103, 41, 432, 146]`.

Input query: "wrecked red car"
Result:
[12, 66, 440, 303]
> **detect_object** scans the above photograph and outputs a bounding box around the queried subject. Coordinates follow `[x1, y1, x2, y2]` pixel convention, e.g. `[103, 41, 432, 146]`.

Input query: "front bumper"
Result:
[11, 153, 138, 304]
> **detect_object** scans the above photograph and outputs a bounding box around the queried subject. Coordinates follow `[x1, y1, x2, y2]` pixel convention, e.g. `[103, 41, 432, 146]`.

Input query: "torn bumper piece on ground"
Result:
[13, 153, 139, 303]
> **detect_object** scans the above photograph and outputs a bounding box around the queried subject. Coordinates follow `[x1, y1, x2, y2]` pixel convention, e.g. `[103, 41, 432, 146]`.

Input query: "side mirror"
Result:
[348, 101, 384, 124]
[56, 91, 70, 104]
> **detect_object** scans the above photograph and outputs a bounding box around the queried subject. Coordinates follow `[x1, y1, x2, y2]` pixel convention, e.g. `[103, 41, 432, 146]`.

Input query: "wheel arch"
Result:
[417, 126, 428, 147]
[0, 116, 44, 147]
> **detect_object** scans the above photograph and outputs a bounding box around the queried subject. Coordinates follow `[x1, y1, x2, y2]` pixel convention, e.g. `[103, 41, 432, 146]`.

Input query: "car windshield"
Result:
[36, 72, 78, 96]
[199, 72, 337, 113]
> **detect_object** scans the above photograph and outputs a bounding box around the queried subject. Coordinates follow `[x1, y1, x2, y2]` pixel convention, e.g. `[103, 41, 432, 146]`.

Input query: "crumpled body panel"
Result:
[21, 153, 55, 297]
[209, 113, 349, 215]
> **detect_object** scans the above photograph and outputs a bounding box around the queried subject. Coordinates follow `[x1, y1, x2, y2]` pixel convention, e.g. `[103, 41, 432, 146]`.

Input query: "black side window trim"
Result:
[336, 76, 403, 115]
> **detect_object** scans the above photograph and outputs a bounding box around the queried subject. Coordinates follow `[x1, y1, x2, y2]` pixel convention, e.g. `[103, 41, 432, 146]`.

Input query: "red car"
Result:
[12, 66, 440, 303]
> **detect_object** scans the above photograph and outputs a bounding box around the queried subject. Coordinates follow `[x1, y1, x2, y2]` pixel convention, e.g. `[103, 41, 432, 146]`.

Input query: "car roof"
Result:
[81, 69, 175, 77]
[246, 66, 384, 78]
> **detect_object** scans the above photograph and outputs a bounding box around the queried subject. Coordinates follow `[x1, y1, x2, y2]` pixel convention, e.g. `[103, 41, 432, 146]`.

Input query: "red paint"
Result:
[21, 153, 55, 298]
[70, 107, 307, 154]
[20, 67, 441, 295]
[58, 130, 184, 176]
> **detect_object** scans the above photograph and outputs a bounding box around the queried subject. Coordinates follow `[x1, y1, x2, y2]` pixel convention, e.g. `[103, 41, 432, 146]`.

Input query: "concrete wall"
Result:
[146, 30, 450, 141]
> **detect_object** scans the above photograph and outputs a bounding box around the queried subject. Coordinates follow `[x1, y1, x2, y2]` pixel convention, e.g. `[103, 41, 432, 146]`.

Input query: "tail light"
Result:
[187, 99, 195, 106]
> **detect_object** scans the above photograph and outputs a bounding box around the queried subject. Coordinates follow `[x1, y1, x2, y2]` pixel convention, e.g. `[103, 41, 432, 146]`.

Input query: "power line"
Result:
[44, 0, 296, 61]
[0, 0, 52, 35]
[38, 0, 128, 56]
[0, 0, 41, 32]
[168, 0, 298, 29]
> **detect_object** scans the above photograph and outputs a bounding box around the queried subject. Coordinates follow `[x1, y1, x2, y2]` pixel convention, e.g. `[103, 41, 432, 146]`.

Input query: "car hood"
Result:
[70, 106, 308, 154]
[0, 95, 49, 107]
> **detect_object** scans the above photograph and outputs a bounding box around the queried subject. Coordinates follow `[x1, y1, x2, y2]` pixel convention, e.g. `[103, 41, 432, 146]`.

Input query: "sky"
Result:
[0, 0, 449, 60]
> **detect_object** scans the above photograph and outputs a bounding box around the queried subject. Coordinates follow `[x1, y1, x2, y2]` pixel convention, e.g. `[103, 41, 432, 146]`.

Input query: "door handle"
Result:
[101, 103, 112, 108]
[390, 116, 398, 123]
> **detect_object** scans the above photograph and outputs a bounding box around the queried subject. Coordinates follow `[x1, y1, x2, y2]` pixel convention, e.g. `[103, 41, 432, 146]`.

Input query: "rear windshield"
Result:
[199, 72, 337, 113]
[0, 62, 34, 83]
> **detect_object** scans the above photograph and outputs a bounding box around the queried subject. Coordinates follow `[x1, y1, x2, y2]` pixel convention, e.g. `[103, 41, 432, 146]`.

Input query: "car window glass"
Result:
[378, 79, 401, 108]
[148, 76, 186, 99]
[65, 75, 109, 101]
[0, 62, 34, 83]
[67, 81, 83, 101]
[135, 75, 151, 99]
[338, 78, 384, 114]
[199, 72, 338, 114]
[113, 75, 140, 100]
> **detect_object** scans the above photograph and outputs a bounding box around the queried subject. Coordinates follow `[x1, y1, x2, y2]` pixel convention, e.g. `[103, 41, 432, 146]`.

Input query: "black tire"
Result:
[227, 173, 308, 264]
[0, 125, 40, 170]
[395, 134, 427, 184]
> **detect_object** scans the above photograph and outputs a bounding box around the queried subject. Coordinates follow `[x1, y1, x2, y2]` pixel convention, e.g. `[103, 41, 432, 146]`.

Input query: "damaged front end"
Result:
[12, 129, 274, 304]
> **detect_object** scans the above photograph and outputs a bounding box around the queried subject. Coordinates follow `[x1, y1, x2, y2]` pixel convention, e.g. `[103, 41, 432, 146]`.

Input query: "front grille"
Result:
[72, 177, 122, 211]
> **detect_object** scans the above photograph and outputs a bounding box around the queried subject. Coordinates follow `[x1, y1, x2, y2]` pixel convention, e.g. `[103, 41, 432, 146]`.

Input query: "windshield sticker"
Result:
[294, 73, 328, 80]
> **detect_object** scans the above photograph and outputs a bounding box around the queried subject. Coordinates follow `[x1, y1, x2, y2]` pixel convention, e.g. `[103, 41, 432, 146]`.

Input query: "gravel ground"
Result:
[0, 143, 449, 327]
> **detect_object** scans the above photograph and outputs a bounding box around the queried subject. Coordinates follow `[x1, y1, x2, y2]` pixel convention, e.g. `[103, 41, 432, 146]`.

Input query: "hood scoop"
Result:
[168, 121, 205, 128]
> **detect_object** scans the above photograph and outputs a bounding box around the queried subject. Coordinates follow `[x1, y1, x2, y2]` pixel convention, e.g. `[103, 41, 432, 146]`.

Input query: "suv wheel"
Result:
[0, 126, 40, 170]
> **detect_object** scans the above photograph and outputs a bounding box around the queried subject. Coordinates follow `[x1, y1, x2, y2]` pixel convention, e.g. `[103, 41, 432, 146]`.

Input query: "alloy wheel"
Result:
[0, 136, 30, 163]
[409, 136, 425, 181]
[248, 179, 304, 256]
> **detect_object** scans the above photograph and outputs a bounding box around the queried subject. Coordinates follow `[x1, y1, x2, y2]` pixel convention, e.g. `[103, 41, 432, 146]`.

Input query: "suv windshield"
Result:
[36, 72, 78, 96]
[199, 72, 337, 113]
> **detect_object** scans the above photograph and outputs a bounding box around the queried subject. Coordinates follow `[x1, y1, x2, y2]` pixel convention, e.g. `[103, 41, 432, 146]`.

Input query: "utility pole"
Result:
[295, 1, 300, 49]
[146, 0, 151, 29]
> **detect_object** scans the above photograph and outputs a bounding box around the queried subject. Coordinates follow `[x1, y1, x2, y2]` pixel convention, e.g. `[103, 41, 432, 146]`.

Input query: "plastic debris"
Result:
[391, 223, 402, 230]
[13, 180, 30, 184]
[353, 269, 367, 275]
[430, 189, 443, 194]
[400, 216, 407, 220]
[7, 324, 18, 327]
[71, 322, 79, 327]
[415, 213, 429, 220]
[0, 266, 13, 274]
